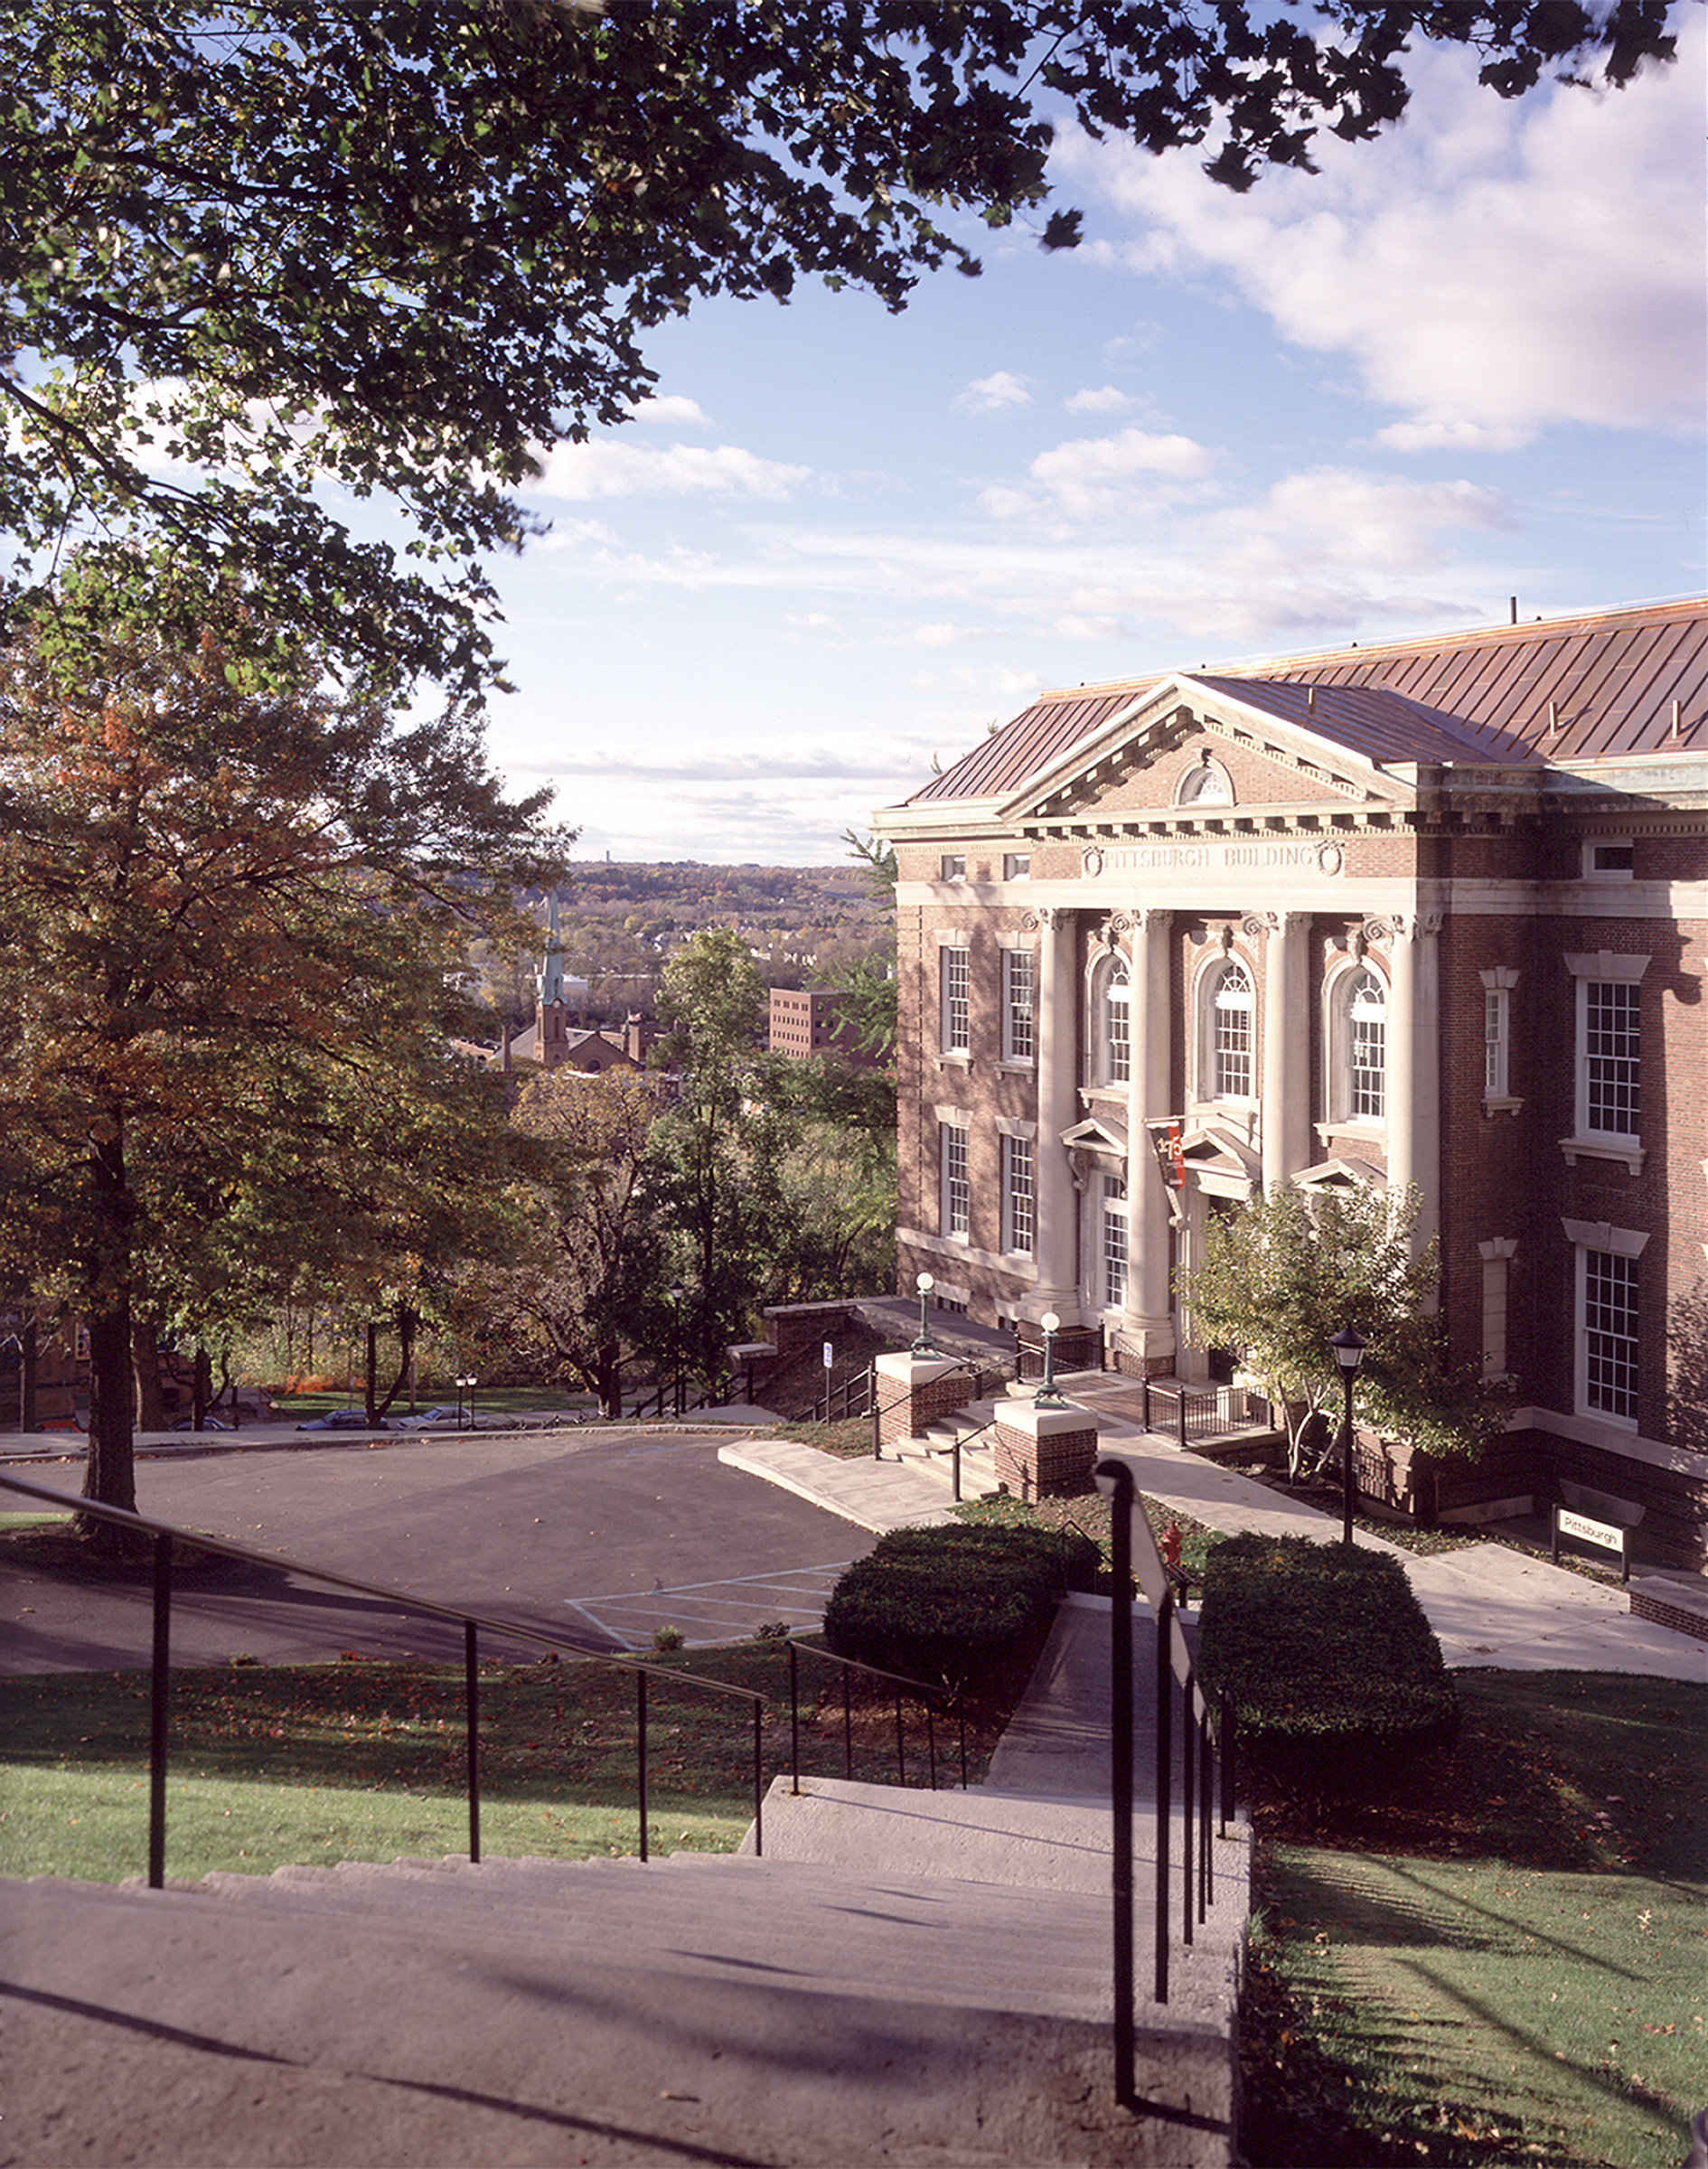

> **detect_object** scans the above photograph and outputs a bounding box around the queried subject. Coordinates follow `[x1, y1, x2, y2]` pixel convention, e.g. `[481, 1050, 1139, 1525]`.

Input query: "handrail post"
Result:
[893, 1690, 906, 1787]
[465, 1620, 481, 1864]
[1156, 1585, 1173, 2006]
[752, 1698, 765, 1857]
[953, 1430, 962, 1503]
[1199, 1713, 1214, 1917]
[1180, 1638, 1194, 1948]
[842, 1668, 853, 1779]
[637, 1666, 649, 1862]
[1178, 1392, 1187, 1451]
[789, 1638, 802, 1795]
[1219, 1702, 1236, 1837]
[148, 1533, 173, 1889]
[1095, 1456, 1135, 2107]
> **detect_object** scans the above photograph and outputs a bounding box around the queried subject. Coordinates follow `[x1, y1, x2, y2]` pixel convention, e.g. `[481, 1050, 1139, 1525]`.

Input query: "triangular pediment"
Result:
[1061, 1113, 1128, 1158]
[997, 674, 1437, 825]
[1178, 1122, 1261, 1199]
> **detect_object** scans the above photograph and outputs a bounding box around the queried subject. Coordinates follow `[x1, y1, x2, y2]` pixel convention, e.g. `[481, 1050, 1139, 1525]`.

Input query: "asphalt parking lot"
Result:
[0, 1428, 870, 1673]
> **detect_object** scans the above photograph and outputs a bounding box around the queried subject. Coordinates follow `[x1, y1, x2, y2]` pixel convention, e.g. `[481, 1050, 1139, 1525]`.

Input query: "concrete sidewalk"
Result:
[719, 1382, 1708, 1684]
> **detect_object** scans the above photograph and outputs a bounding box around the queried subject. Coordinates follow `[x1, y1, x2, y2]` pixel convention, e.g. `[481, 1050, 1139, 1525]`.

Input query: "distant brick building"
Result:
[768, 987, 880, 1067]
[872, 598, 1708, 1568]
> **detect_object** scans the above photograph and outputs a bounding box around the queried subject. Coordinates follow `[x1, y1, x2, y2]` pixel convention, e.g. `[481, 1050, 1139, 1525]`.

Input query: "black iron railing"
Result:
[1135, 1377, 1270, 1449]
[0, 1468, 767, 1886]
[1095, 1455, 1234, 2108]
[784, 1638, 971, 1794]
[1014, 1321, 1104, 1378]
[810, 1362, 876, 1424]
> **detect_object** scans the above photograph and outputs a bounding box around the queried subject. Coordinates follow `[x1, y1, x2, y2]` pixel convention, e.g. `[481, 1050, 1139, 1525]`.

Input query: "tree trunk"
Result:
[80, 1299, 137, 1525]
[132, 1318, 166, 1432]
[364, 1321, 379, 1425]
[193, 1345, 211, 1432]
[597, 1340, 624, 1420]
[20, 1316, 37, 1432]
[79, 1131, 138, 1533]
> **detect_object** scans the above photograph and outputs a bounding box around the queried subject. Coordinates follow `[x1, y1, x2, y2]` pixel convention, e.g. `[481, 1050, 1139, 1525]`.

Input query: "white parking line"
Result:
[567, 1562, 853, 1649]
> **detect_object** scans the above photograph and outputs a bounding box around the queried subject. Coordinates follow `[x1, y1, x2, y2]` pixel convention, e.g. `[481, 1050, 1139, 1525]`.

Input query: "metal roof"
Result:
[909, 599, 1708, 803]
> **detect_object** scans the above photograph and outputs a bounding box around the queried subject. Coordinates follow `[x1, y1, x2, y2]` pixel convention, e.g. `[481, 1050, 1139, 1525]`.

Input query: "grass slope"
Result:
[1242, 1669, 1708, 2169]
[0, 1643, 1008, 1887]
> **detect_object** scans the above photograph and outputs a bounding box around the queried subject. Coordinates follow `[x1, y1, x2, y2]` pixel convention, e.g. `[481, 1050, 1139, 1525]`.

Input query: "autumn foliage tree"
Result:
[0, 613, 566, 1532]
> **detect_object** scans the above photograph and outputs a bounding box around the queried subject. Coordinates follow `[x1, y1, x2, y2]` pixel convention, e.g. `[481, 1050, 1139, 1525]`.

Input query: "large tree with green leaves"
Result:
[2, 2, 1675, 700]
[0, 612, 566, 1528]
[648, 927, 800, 1384]
[1185, 1181, 1505, 1479]
[465, 1066, 671, 1419]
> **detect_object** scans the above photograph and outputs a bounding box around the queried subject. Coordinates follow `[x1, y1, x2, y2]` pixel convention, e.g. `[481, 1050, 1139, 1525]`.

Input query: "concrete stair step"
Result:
[3, 1872, 1232, 2167]
[161, 1852, 1115, 2020]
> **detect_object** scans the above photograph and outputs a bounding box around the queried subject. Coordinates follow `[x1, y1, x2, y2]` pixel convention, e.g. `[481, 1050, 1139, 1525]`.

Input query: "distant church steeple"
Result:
[537, 890, 568, 1057]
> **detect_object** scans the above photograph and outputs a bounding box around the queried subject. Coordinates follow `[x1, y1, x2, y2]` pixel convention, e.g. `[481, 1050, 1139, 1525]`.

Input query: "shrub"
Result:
[1197, 1534, 1458, 1790]
[822, 1522, 1096, 1697]
[651, 1624, 685, 1652]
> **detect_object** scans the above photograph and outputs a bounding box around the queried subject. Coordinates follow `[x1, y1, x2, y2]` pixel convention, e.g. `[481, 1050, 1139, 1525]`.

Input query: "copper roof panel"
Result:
[906, 601, 1708, 807]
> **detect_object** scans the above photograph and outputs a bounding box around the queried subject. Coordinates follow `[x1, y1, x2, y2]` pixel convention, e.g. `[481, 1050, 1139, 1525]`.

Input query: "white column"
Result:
[1261, 911, 1309, 1190]
[1387, 914, 1441, 1252]
[1124, 909, 1174, 1360]
[1031, 908, 1078, 1312]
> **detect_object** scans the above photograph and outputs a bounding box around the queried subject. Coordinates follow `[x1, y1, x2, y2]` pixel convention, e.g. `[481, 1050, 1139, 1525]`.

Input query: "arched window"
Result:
[1346, 969, 1386, 1121]
[1102, 957, 1131, 1084]
[1176, 757, 1234, 805]
[1211, 961, 1253, 1100]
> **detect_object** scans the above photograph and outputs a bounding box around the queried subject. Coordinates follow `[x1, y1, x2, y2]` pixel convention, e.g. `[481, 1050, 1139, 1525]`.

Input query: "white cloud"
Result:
[1063, 15, 1706, 442]
[527, 437, 810, 501]
[907, 622, 981, 647]
[1054, 614, 1129, 639]
[628, 394, 712, 428]
[1004, 425, 1220, 519]
[1064, 385, 1138, 415]
[953, 371, 1033, 416]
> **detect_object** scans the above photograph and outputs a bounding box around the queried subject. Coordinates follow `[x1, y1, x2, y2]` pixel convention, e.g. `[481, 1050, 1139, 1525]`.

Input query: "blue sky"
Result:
[480, 15, 1704, 866]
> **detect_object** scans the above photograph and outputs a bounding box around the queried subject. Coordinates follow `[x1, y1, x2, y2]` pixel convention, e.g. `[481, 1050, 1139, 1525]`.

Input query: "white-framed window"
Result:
[1002, 947, 1035, 1063]
[1101, 1175, 1128, 1310]
[1563, 1218, 1648, 1428]
[1003, 851, 1031, 880]
[1581, 980, 1640, 1137]
[1002, 1135, 1035, 1255]
[1479, 966, 1518, 1101]
[1582, 839, 1635, 880]
[1484, 989, 1509, 1094]
[940, 944, 970, 1054]
[1344, 968, 1386, 1121]
[1581, 1248, 1639, 1422]
[941, 853, 966, 881]
[1210, 959, 1254, 1101]
[1562, 953, 1648, 1167]
[942, 1123, 970, 1240]
[1101, 957, 1131, 1085]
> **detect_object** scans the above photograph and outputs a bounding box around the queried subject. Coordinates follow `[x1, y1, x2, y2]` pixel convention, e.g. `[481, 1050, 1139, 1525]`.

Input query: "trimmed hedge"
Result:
[822, 1522, 1098, 1697]
[1197, 1534, 1458, 1789]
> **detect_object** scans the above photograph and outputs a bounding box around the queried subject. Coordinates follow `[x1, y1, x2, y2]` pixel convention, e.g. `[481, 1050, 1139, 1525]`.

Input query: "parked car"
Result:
[169, 1416, 232, 1432]
[390, 1404, 475, 1431]
[295, 1409, 390, 1432]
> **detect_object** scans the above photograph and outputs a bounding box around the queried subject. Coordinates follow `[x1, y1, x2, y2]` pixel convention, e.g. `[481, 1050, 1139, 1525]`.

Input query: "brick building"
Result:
[872, 598, 1708, 1568]
[768, 987, 881, 1067]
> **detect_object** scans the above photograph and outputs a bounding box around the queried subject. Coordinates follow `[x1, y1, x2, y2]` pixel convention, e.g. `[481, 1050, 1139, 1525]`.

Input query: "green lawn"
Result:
[1241, 1669, 1708, 2169]
[0, 1642, 1004, 1887]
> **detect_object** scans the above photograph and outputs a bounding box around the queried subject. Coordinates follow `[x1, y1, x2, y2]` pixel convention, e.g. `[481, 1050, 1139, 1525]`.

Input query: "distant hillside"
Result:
[465, 862, 891, 1028]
